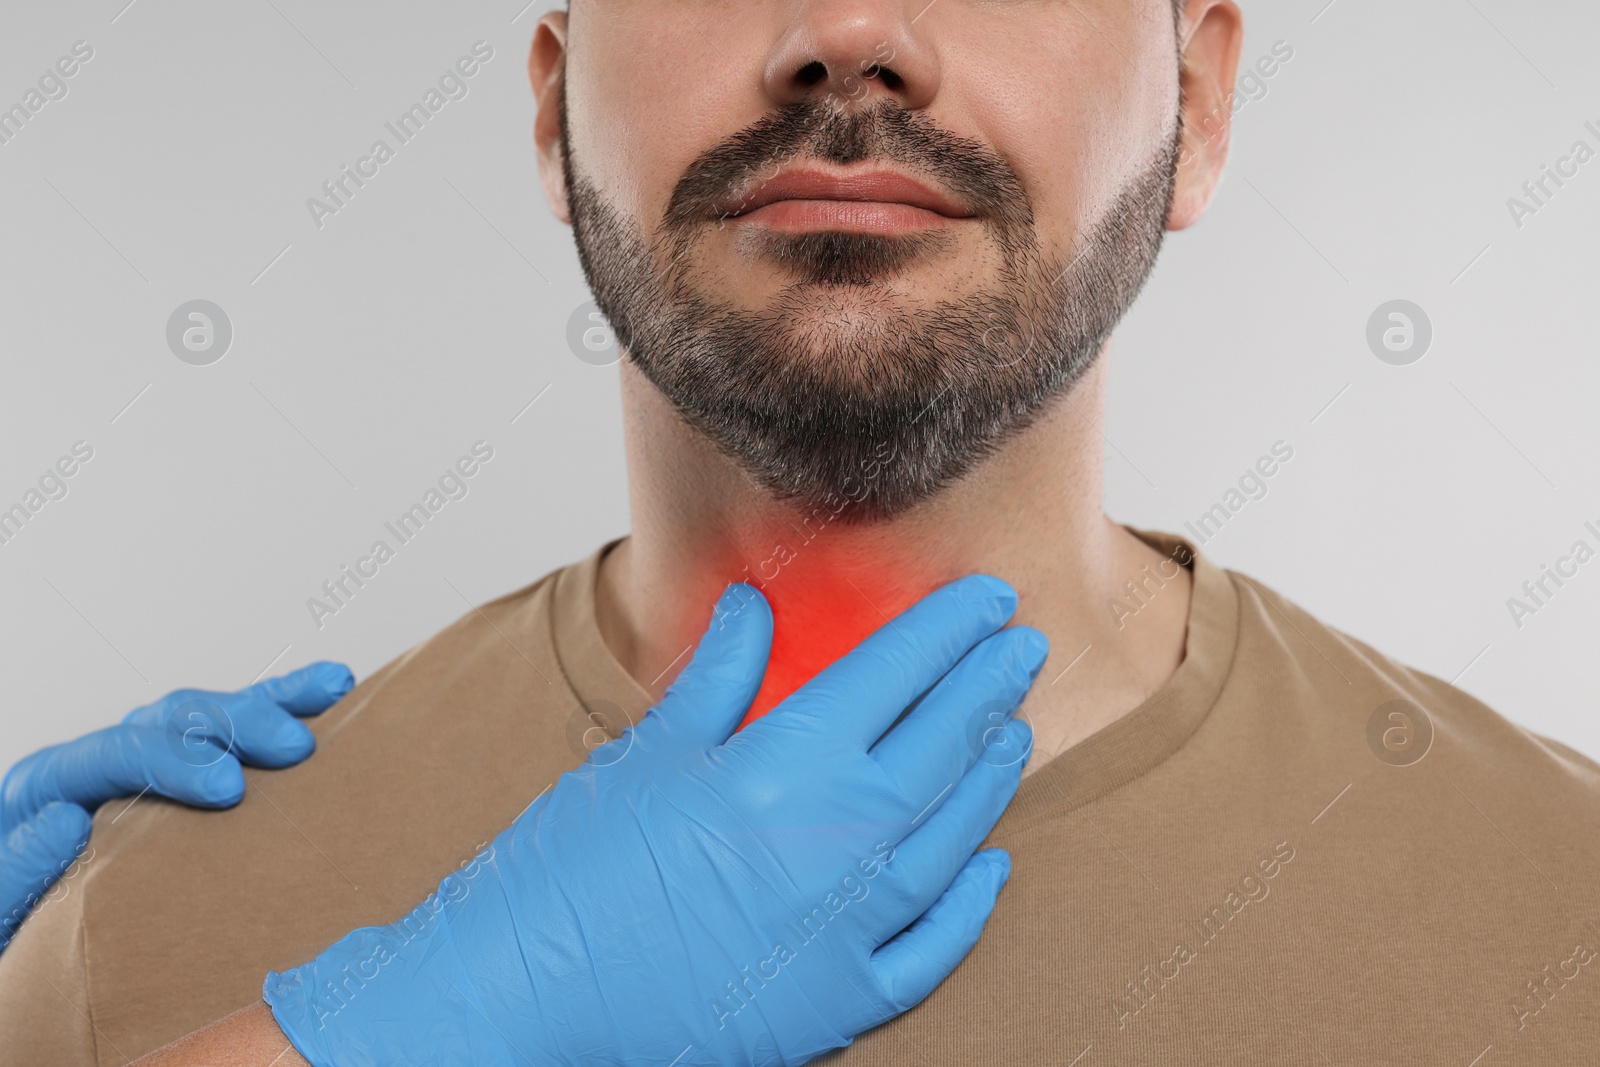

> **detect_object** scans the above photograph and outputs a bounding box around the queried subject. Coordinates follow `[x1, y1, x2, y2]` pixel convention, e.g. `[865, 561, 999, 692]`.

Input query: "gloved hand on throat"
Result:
[0, 662, 354, 953]
[265, 575, 1046, 1067]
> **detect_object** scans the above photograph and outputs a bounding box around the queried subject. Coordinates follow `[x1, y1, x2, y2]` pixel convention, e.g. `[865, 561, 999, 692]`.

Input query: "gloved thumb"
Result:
[647, 584, 773, 752]
[0, 801, 92, 953]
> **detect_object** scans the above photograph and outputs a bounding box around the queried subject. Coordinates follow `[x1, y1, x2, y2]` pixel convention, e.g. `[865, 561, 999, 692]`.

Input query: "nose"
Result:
[762, 1, 940, 112]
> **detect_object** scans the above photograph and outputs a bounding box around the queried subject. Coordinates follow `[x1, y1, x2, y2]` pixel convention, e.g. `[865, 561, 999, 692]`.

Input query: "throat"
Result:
[597, 516, 951, 728]
[735, 556, 937, 728]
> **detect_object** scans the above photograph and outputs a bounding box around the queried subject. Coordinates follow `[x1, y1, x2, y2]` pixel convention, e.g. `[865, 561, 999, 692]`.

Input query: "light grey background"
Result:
[1, 0, 1596, 773]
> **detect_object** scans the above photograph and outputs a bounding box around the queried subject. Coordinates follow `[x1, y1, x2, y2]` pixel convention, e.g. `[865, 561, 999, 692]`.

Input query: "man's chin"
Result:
[744, 291, 943, 378]
[768, 276, 925, 314]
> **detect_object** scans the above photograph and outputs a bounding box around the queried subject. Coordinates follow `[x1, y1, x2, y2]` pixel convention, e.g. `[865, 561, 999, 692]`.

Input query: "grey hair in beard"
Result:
[563, 94, 1179, 522]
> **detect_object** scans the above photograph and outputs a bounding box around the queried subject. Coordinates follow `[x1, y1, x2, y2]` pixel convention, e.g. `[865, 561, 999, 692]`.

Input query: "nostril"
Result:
[792, 59, 906, 97]
[873, 66, 904, 92]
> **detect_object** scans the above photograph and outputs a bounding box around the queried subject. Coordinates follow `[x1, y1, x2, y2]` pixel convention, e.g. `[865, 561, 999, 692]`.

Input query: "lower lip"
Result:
[732, 199, 965, 234]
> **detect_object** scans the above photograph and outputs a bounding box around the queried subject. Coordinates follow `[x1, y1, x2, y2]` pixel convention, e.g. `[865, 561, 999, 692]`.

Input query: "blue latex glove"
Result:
[266, 577, 1045, 1067]
[0, 661, 354, 952]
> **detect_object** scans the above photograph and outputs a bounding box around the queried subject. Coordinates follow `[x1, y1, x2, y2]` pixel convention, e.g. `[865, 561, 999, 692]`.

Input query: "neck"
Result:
[595, 353, 1192, 768]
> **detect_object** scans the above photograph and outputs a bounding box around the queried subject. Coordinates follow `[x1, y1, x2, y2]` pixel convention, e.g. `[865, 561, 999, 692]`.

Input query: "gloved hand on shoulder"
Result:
[1, 661, 354, 952]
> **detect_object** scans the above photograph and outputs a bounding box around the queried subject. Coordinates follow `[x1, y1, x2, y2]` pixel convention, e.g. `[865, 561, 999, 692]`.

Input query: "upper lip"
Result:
[719, 166, 975, 220]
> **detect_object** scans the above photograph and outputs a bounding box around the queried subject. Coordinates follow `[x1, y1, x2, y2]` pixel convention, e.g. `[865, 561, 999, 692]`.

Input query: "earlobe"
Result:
[530, 11, 573, 225]
[1167, 0, 1244, 231]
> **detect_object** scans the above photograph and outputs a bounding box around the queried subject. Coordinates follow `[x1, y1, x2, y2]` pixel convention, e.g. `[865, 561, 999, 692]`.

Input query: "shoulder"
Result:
[0, 857, 98, 1064]
[0, 559, 590, 1063]
[1219, 565, 1600, 792]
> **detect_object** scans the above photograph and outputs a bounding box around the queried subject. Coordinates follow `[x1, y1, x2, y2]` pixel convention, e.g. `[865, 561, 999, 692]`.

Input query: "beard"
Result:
[563, 92, 1179, 523]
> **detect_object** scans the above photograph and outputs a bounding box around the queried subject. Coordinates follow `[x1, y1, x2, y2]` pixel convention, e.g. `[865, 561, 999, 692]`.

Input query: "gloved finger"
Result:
[1, 725, 246, 822]
[205, 692, 317, 769]
[867, 848, 1012, 1014]
[755, 575, 1018, 755]
[645, 584, 773, 752]
[121, 688, 221, 730]
[121, 724, 249, 807]
[123, 690, 311, 771]
[246, 661, 355, 715]
[870, 626, 1046, 805]
[0, 801, 93, 951]
[861, 726, 1028, 946]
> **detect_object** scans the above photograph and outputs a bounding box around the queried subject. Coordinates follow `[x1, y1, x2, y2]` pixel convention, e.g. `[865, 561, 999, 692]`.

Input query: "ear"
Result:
[530, 10, 572, 226]
[1168, 0, 1244, 231]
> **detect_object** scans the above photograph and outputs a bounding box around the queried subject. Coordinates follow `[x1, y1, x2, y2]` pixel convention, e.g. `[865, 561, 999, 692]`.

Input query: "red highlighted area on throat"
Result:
[731, 556, 935, 731]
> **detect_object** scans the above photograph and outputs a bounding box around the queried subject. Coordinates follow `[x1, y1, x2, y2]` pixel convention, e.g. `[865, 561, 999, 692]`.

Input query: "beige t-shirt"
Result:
[4, 530, 1599, 1065]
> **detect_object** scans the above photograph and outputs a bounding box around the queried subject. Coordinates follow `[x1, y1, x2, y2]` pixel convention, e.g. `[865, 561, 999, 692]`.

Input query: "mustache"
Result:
[661, 98, 1035, 238]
